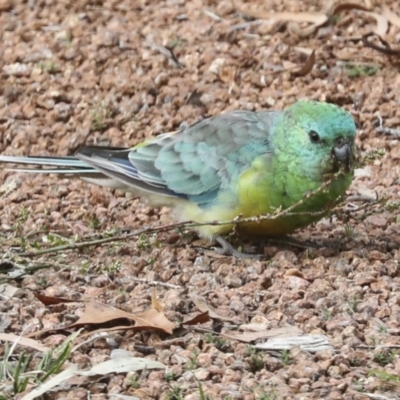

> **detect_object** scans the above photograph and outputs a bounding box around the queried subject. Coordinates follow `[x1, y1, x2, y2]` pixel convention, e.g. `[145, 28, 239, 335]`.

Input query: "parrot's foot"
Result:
[213, 236, 263, 260]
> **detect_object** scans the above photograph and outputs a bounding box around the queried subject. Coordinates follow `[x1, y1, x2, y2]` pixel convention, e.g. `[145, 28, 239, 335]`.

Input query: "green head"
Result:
[273, 100, 356, 180]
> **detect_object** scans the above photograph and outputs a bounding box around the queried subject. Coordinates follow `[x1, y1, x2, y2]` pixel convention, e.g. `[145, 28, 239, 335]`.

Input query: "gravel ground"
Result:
[1, 0, 400, 399]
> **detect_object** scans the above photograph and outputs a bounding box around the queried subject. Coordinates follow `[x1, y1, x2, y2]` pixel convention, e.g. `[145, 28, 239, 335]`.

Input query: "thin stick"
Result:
[16, 170, 367, 258]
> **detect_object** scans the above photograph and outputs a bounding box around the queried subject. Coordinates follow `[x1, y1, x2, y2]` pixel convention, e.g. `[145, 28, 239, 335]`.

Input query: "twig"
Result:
[148, 42, 183, 68]
[120, 277, 182, 289]
[357, 344, 400, 349]
[375, 113, 400, 138]
[204, 9, 224, 21]
[229, 20, 263, 31]
[361, 393, 395, 400]
[14, 170, 372, 258]
[346, 194, 377, 202]
[362, 32, 400, 55]
[0, 261, 56, 282]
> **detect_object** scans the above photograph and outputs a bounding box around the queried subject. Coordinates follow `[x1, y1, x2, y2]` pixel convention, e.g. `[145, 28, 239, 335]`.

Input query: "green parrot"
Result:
[0, 100, 356, 239]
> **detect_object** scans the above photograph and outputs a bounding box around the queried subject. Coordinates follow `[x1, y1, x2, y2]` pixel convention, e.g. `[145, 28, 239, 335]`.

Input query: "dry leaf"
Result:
[151, 288, 163, 312]
[325, 2, 370, 18]
[366, 12, 388, 36]
[244, 11, 328, 25]
[254, 334, 333, 352]
[33, 291, 80, 305]
[0, 283, 23, 300]
[222, 326, 303, 343]
[67, 302, 176, 333]
[237, 1, 385, 39]
[383, 5, 400, 28]
[21, 358, 165, 400]
[189, 293, 236, 322]
[362, 32, 400, 55]
[182, 311, 210, 325]
[27, 300, 176, 337]
[0, 333, 49, 353]
[291, 50, 315, 77]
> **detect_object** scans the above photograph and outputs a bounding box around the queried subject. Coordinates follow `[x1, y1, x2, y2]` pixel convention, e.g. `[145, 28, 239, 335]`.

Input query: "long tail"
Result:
[0, 147, 138, 191]
[0, 146, 181, 198]
[0, 154, 94, 174]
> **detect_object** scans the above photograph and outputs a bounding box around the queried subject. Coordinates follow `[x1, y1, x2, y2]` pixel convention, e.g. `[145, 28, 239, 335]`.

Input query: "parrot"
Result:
[0, 100, 356, 241]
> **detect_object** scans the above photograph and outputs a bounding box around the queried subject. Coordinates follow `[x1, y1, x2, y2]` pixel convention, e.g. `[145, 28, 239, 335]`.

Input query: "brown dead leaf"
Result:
[0, 333, 50, 353]
[366, 12, 388, 36]
[182, 311, 210, 326]
[67, 302, 176, 333]
[189, 293, 236, 322]
[27, 300, 176, 337]
[383, 5, 400, 28]
[291, 50, 315, 77]
[247, 11, 328, 25]
[237, 1, 386, 39]
[362, 32, 400, 55]
[151, 288, 163, 312]
[33, 291, 81, 305]
[325, 2, 370, 18]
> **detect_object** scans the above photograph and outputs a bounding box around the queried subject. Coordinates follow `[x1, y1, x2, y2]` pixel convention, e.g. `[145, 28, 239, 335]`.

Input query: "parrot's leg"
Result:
[213, 236, 263, 260]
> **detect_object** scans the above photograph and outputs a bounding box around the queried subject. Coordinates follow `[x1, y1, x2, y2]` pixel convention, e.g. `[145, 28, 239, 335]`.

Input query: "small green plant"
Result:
[91, 102, 112, 132]
[252, 385, 279, 400]
[0, 335, 72, 398]
[329, 14, 341, 24]
[44, 233, 68, 247]
[79, 260, 91, 275]
[384, 200, 400, 212]
[88, 214, 101, 229]
[137, 233, 151, 250]
[168, 36, 187, 49]
[166, 385, 183, 400]
[320, 306, 332, 321]
[358, 148, 385, 167]
[280, 349, 291, 366]
[17, 206, 29, 224]
[37, 276, 48, 288]
[195, 377, 212, 400]
[185, 350, 200, 370]
[374, 349, 396, 366]
[344, 224, 354, 239]
[344, 63, 379, 78]
[369, 369, 400, 382]
[353, 378, 366, 393]
[127, 374, 140, 388]
[347, 294, 361, 314]
[377, 324, 388, 333]
[247, 346, 264, 372]
[103, 260, 122, 274]
[38, 60, 59, 74]
[164, 371, 179, 382]
[204, 334, 229, 351]
[350, 357, 361, 367]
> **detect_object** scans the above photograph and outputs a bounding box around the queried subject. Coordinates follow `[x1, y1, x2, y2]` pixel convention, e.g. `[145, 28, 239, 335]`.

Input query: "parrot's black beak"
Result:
[332, 139, 352, 172]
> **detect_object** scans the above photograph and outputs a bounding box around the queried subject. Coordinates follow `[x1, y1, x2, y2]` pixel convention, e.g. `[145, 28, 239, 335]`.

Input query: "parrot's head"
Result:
[276, 100, 357, 180]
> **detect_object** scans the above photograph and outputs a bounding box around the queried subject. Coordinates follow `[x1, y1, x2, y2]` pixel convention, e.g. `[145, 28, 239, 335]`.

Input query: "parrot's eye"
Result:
[309, 130, 320, 143]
